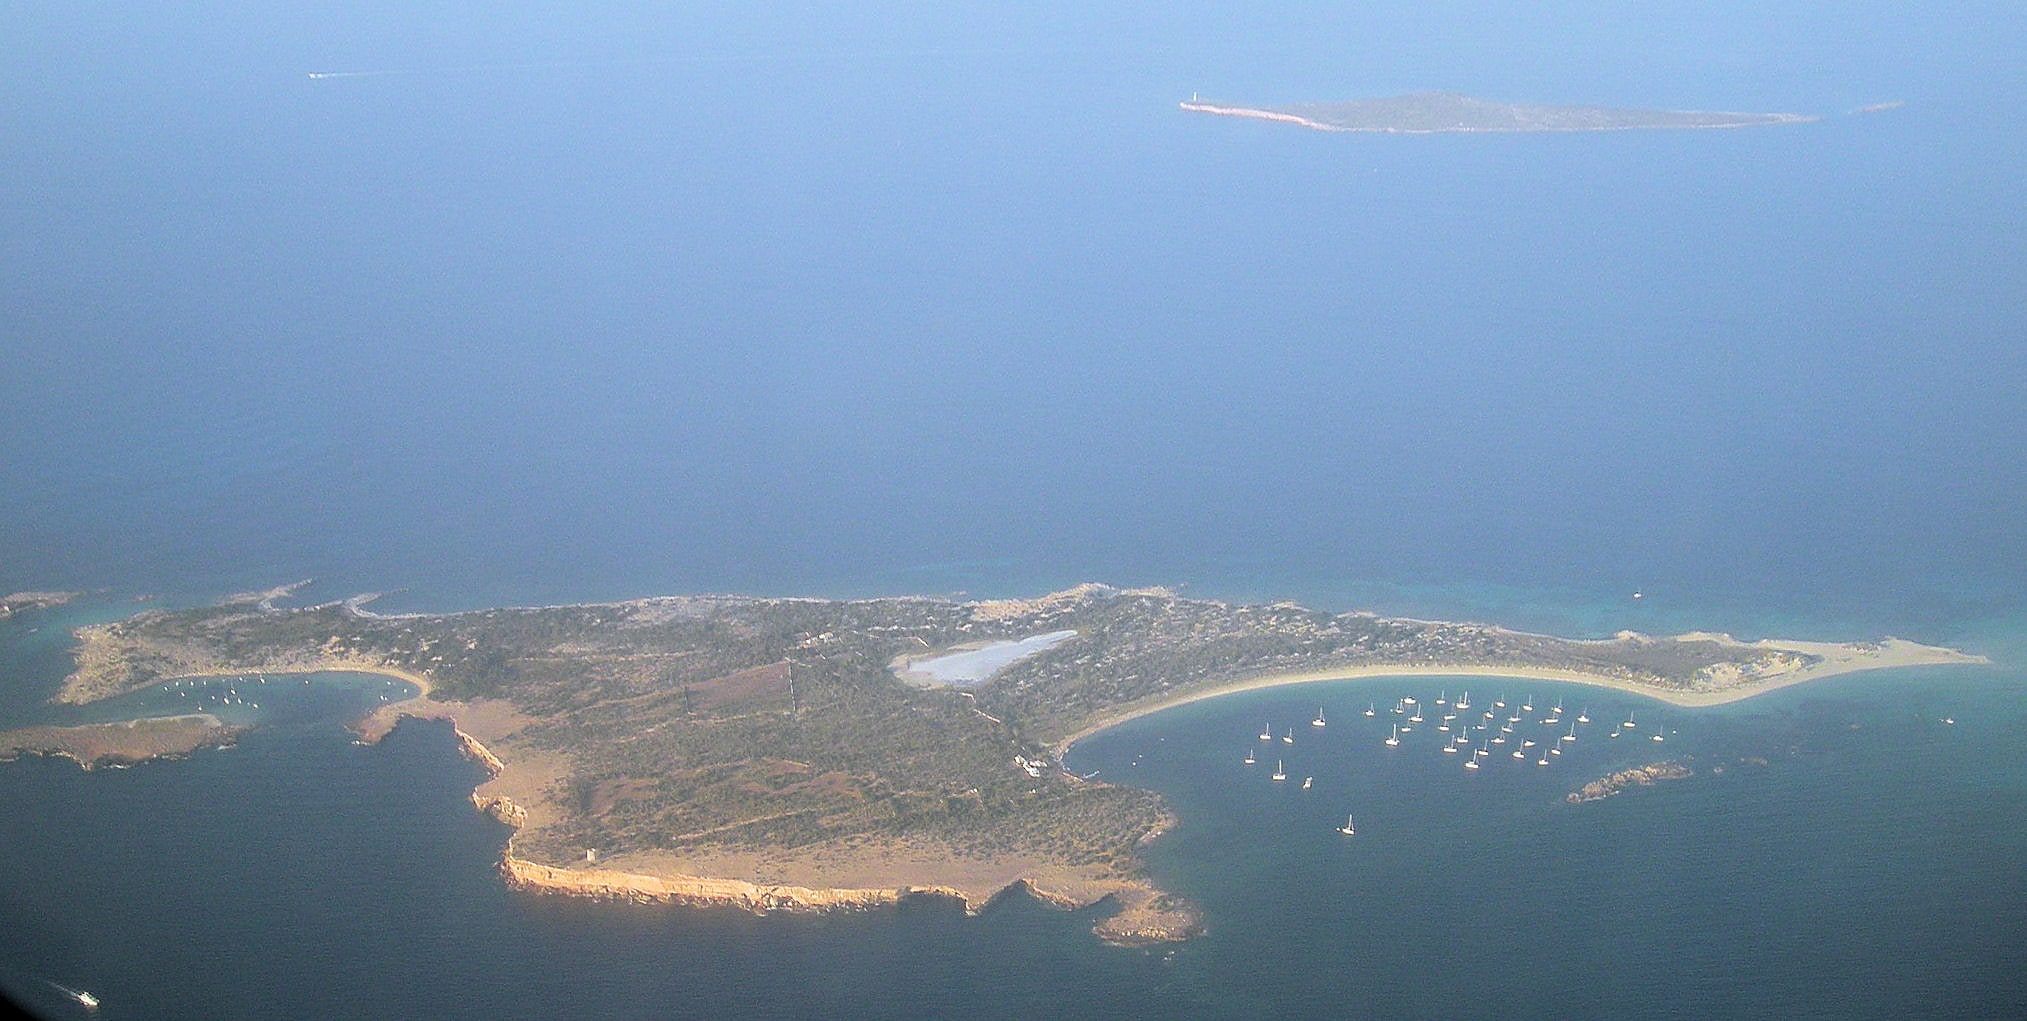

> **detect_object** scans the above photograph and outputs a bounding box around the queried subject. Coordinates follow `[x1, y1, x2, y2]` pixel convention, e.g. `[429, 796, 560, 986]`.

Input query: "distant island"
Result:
[1181, 91, 1818, 133]
[6, 583, 1984, 944]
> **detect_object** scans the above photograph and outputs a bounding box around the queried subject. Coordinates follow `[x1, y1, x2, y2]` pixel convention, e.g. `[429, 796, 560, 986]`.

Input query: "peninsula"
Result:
[19, 583, 1984, 943]
[1180, 91, 1817, 134]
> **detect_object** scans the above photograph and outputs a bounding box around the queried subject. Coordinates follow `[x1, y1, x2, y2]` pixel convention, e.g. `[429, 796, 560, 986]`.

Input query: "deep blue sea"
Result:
[3, 2, 2024, 1017]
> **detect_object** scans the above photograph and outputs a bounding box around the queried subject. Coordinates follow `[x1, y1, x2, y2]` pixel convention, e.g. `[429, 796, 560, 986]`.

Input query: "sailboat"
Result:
[1302, 776, 1313, 789]
[1243, 748, 1255, 765]
[1576, 708, 1591, 724]
[1260, 722, 1273, 740]
[1435, 690, 1448, 705]
[1521, 695, 1534, 712]
[43, 981, 97, 1009]
[1443, 740, 1459, 754]
[1271, 760, 1287, 782]
[1511, 748, 1525, 760]
[1282, 727, 1295, 745]
[1312, 708, 1327, 728]
[1337, 813, 1356, 836]
[1623, 710, 1637, 729]
[1385, 724, 1400, 748]
[1408, 708, 1424, 724]
[1651, 724, 1666, 743]
[1562, 722, 1578, 744]
[1457, 691, 1472, 710]
[1363, 702, 1377, 717]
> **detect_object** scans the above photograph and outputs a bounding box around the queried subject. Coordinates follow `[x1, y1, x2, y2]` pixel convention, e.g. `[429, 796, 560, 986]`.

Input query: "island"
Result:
[1566, 760, 1695, 804]
[1180, 91, 1817, 134]
[9, 583, 1985, 944]
[1, 590, 80, 620]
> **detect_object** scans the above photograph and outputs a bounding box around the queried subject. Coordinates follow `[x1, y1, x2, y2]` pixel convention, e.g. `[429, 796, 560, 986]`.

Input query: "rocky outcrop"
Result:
[1567, 760, 1693, 804]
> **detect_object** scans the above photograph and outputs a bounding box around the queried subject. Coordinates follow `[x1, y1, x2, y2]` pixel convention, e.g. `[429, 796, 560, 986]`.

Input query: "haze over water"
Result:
[3, 2, 2024, 1017]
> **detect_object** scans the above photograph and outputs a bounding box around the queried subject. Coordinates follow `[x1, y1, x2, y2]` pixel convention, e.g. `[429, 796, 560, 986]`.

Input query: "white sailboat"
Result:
[1457, 691, 1471, 710]
[1521, 695, 1534, 712]
[1302, 776, 1313, 789]
[1282, 727, 1295, 745]
[1651, 724, 1666, 743]
[1364, 702, 1377, 717]
[1576, 708, 1591, 724]
[1260, 722, 1273, 740]
[1243, 748, 1255, 765]
[1312, 708, 1328, 728]
[1385, 724, 1400, 748]
[1338, 813, 1356, 836]
[1623, 710, 1637, 729]
[1271, 760, 1287, 782]
[43, 981, 97, 1009]
[1562, 722, 1578, 744]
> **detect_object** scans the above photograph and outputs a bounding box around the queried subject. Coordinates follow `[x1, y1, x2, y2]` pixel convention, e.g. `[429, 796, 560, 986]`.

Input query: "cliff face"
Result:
[497, 856, 960, 914]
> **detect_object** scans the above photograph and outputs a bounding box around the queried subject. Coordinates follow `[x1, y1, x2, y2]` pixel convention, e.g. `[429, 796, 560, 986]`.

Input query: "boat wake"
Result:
[43, 979, 99, 1010]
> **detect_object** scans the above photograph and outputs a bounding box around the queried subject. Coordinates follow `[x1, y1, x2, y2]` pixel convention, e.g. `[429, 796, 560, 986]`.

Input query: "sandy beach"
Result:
[1053, 634, 1987, 759]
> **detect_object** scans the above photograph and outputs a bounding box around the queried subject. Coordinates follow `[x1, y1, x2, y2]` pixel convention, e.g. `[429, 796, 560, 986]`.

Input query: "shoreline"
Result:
[35, 587, 1986, 948]
[1178, 99, 1816, 134]
[0, 713, 247, 770]
[1052, 637, 1986, 760]
[434, 716, 1195, 944]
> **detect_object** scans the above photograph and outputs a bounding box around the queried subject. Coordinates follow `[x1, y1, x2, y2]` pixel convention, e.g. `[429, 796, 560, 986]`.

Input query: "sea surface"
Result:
[3, 0, 2024, 1017]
